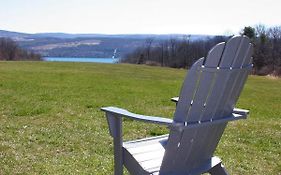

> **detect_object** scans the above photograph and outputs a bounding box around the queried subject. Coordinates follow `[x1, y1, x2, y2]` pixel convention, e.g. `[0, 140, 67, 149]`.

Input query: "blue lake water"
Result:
[43, 57, 118, 63]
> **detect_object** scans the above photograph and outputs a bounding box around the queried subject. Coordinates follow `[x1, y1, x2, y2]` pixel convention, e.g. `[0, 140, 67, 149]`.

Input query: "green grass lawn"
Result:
[0, 61, 280, 174]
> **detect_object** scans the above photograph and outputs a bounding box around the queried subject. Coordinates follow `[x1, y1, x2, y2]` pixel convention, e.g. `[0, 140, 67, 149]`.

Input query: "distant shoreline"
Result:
[43, 57, 119, 63]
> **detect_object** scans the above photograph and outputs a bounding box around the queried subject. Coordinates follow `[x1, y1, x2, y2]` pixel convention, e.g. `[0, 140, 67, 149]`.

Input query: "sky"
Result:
[0, 0, 280, 35]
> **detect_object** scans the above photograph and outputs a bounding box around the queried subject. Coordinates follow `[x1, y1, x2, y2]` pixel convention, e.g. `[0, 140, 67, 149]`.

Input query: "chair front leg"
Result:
[106, 113, 123, 175]
[208, 163, 229, 175]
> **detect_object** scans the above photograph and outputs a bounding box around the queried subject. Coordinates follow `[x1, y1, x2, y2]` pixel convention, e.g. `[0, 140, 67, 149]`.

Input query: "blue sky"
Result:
[0, 0, 280, 35]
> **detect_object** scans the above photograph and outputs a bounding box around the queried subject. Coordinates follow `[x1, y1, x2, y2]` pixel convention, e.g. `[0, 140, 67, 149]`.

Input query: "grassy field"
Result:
[0, 61, 280, 174]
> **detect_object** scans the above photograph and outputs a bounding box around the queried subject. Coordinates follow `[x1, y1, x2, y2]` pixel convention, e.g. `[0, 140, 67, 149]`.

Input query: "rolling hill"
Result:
[0, 29, 210, 58]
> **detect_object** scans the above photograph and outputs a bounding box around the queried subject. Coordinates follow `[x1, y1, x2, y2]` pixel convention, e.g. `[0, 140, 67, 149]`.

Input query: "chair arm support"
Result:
[170, 113, 248, 131]
[101, 107, 125, 174]
[101, 106, 173, 126]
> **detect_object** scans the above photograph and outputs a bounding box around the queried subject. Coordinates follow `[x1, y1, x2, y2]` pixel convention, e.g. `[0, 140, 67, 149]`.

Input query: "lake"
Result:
[43, 57, 118, 63]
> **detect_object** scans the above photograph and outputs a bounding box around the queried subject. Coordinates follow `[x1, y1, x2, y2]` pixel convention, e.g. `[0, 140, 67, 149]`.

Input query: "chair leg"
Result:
[208, 163, 229, 175]
[106, 114, 123, 175]
[113, 134, 123, 175]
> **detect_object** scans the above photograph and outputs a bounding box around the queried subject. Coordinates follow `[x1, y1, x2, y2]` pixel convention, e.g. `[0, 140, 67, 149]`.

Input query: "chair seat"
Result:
[123, 135, 169, 174]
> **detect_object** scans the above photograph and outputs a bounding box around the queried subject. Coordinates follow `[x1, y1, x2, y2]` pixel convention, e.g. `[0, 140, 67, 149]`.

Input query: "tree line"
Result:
[122, 25, 281, 76]
[0, 37, 41, 61]
[243, 25, 281, 76]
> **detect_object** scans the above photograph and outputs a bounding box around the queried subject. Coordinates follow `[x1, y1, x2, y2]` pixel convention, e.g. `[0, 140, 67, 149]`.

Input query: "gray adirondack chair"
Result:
[101, 35, 253, 175]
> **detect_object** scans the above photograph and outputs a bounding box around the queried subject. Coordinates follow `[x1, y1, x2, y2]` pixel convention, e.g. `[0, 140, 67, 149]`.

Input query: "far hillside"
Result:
[0, 30, 210, 58]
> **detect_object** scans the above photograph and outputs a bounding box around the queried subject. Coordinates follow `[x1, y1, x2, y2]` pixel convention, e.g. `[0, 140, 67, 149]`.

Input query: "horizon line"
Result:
[0, 28, 226, 37]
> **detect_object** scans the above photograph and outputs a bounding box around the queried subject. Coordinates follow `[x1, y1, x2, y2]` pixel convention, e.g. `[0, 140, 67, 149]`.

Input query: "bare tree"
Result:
[0, 37, 41, 61]
[122, 27, 281, 76]
[145, 38, 154, 62]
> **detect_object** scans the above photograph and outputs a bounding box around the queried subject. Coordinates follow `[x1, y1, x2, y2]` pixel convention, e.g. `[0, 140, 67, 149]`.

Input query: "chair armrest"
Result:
[171, 97, 179, 103]
[233, 108, 249, 116]
[101, 106, 173, 126]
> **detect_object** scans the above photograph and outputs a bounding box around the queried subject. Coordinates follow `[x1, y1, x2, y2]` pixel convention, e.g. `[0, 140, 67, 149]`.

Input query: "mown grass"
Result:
[0, 61, 280, 174]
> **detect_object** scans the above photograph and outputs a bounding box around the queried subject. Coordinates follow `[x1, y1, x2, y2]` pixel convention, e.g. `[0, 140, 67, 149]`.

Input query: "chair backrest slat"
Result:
[173, 58, 204, 122]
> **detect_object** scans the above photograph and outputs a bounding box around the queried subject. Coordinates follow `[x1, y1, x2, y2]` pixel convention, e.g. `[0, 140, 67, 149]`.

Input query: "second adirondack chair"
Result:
[101, 35, 253, 175]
